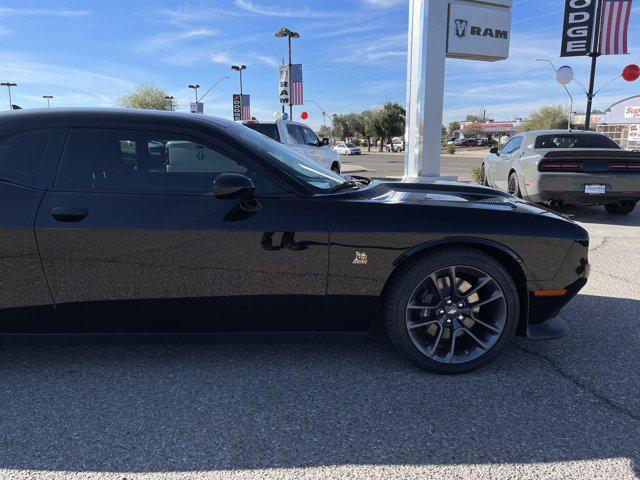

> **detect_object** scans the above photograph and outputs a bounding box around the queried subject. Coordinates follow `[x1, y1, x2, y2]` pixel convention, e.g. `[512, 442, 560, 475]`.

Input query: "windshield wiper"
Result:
[329, 180, 359, 193]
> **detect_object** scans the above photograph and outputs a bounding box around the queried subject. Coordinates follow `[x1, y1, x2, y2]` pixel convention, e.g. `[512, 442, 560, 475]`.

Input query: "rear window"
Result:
[245, 123, 280, 142]
[0, 129, 67, 188]
[535, 134, 620, 150]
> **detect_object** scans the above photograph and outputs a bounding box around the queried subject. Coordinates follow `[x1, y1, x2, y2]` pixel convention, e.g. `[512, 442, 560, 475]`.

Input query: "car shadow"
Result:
[549, 203, 640, 227]
[0, 293, 638, 475]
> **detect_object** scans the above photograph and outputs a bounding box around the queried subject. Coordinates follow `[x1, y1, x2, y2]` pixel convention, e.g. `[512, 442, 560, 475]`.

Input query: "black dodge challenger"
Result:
[0, 109, 589, 373]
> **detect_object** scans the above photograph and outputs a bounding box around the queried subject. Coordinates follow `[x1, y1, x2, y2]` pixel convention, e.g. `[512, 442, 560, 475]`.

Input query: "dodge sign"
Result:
[560, 0, 597, 57]
[446, 1, 512, 62]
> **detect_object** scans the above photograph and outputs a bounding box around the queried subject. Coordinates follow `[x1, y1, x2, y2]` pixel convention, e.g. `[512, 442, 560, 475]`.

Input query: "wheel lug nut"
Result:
[458, 315, 464, 320]
[458, 303, 463, 308]
[439, 309, 445, 314]
[446, 300, 452, 304]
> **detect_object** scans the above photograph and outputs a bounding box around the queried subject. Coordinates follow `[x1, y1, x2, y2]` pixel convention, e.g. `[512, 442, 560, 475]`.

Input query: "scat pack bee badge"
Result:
[352, 251, 368, 265]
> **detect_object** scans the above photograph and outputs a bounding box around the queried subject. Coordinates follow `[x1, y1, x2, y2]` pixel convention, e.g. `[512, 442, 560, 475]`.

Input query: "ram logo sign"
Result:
[447, 3, 511, 62]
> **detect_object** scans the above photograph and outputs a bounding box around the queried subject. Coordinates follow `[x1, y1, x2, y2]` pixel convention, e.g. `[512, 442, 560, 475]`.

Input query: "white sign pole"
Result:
[404, 0, 448, 179]
[404, 0, 512, 180]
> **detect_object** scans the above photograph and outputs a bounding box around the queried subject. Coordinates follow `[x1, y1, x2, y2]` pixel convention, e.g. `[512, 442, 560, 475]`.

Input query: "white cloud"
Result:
[256, 56, 279, 68]
[362, 0, 404, 6]
[0, 7, 90, 17]
[210, 52, 233, 64]
[0, 26, 9, 36]
[234, 0, 333, 18]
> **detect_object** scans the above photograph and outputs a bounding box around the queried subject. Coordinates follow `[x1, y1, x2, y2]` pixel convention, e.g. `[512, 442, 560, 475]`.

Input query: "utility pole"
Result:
[42, 95, 54, 108]
[1, 82, 17, 110]
[585, 0, 603, 130]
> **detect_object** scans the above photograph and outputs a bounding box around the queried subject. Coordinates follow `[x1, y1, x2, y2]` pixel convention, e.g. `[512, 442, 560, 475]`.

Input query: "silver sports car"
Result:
[481, 130, 640, 215]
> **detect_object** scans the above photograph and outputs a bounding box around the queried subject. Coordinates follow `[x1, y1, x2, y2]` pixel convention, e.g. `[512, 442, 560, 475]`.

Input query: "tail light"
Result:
[538, 161, 583, 172]
[609, 162, 640, 171]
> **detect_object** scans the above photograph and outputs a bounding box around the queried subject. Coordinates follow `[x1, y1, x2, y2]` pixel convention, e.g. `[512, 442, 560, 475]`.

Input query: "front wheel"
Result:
[507, 172, 521, 198]
[605, 201, 637, 215]
[480, 165, 488, 186]
[383, 248, 519, 374]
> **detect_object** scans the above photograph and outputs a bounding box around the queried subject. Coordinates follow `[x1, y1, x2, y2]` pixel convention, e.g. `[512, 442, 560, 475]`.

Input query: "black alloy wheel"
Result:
[508, 172, 521, 198]
[384, 248, 519, 374]
[605, 201, 637, 215]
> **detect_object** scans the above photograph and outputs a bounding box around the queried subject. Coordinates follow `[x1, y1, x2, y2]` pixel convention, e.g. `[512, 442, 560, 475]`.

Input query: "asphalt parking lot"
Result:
[0, 187, 639, 479]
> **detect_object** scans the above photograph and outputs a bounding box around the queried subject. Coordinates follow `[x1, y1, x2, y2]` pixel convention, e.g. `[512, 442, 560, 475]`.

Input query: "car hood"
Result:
[335, 179, 568, 219]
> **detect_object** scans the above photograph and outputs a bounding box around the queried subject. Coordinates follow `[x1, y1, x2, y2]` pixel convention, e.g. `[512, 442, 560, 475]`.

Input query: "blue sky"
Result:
[0, 0, 638, 128]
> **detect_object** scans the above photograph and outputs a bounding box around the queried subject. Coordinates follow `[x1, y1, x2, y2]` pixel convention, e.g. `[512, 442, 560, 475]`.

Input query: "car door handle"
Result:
[51, 207, 89, 222]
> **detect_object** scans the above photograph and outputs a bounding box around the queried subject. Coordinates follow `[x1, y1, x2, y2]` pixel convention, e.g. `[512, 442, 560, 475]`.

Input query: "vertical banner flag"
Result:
[233, 94, 251, 121]
[290, 64, 303, 105]
[598, 0, 633, 55]
[279, 65, 290, 105]
[561, 0, 598, 56]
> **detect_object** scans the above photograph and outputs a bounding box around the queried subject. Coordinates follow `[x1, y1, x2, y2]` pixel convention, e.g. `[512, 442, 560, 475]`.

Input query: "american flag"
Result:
[290, 64, 303, 105]
[241, 94, 251, 120]
[598, 0, 633, 55]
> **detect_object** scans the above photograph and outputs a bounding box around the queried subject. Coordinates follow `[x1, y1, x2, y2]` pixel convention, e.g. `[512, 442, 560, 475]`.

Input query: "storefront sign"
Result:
[624, 106, 640, 119]
[446, 1, 512, 61]
[560, 0, 597, 57]
[629, 124, 640, 140]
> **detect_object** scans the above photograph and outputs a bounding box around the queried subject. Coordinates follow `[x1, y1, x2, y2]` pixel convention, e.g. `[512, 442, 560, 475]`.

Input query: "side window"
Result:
[286, 124, 305, 144]
[501, 137, 522, 154]
[56, 128, 283, 194]
[0, 129, 67, 188]
[301, 126, 320, 146]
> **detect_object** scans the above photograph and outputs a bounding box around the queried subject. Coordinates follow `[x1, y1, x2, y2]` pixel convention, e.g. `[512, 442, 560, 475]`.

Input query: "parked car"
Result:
[385, 139, 405, 152]
[242, 117, 341, 174]
[479, 138, 498, 147]
[445, 137, 458, 145]
[481, 130, 640, 214]
[0, 108, 589, 374]
[334, 142, 361, 155]
[455, 138, 478, 147]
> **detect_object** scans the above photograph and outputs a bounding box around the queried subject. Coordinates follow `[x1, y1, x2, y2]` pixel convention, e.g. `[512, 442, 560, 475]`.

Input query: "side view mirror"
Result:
[320, 138, 330, 146]
[214, 173, 255, 199]
[490, 147, 500, 155]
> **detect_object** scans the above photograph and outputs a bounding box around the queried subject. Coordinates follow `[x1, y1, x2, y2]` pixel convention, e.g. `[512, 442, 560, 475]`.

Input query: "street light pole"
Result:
[275, 27, 300, 119]
[188, 84, 200, 102]
[164, 96, 175, 111]
[537, 59, 574, 130]
[199, 75, 230, 102]
[42, 95, 54, 108]
[231, 65, 246, 98]
[1, 82, 17, 110]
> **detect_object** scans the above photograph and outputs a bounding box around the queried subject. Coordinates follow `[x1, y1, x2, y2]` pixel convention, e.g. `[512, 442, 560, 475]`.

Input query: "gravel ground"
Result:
[0, 214, 639, 479]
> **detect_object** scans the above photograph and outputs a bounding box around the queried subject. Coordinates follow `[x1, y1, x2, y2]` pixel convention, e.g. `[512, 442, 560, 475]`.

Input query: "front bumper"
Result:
[526, 172, 640, 205]
[523, 240, 590, 340]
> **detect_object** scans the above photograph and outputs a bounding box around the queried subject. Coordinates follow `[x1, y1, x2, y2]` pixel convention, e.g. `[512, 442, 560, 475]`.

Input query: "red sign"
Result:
[301, 112, 308, 120]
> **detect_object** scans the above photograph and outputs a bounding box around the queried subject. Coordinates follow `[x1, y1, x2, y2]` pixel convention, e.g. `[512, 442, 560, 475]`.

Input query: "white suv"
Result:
[243, 118, 341, 174]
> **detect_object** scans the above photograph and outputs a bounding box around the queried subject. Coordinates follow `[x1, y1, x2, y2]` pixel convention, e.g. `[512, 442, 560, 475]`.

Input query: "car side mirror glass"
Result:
[490, 147, 500, 155]
[320, 138, 330, 146]
[213, 173, 255, 200]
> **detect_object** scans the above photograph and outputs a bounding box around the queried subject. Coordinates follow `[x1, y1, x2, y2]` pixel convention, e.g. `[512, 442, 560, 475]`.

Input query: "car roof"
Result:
[525, 129, 603, 136]
[0, 108, 236, 133]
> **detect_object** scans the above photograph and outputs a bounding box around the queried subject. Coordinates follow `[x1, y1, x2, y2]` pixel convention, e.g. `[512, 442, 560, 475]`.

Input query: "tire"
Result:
[605, 201, 637, 215]
[507, 171, 521, 198]
[383, 247, 519, 374]
[480, 165, 488, 186]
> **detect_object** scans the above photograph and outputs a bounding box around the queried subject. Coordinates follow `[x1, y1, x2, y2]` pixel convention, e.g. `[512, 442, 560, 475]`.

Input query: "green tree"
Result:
[448, 121, 461, 136]
[463, 123, 484, 138]
[316, 124, 332, 140]
[378, 102, 406, 151]
[362, 108, 383, 152]
[332, 114, 356, 140]
[519, 105, 568, 131]
[116, 83, 173, 110]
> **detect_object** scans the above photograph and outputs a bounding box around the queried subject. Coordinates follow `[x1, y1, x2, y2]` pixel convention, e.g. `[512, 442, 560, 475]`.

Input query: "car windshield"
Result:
[227, 125, 344, 192]
[346, 143, 357, 148]
[535, 134, 620, 149]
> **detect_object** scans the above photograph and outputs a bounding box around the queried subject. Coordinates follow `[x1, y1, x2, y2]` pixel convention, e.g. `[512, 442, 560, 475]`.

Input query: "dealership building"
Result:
[594, 95, 640, 150]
